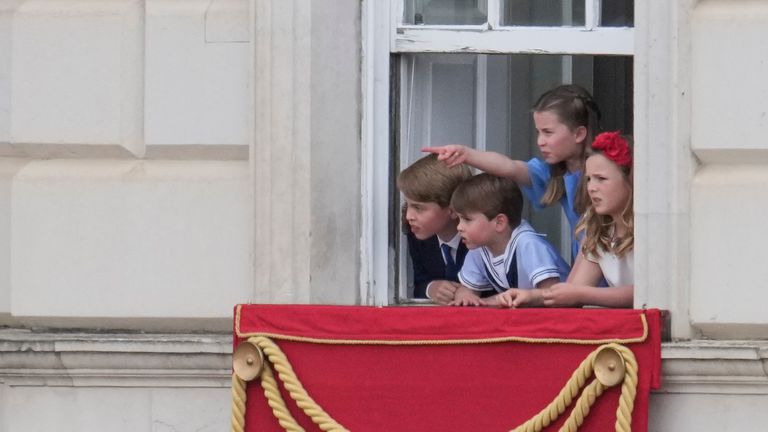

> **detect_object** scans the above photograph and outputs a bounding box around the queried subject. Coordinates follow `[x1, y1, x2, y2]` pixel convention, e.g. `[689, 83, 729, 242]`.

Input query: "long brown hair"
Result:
[532, 84, 602, 213]
[576, 135, 634, 258]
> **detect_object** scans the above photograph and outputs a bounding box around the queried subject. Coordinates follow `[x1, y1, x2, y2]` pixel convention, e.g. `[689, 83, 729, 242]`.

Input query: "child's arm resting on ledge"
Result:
[494, 276, 558, 308]
[542, 255, 633, 308]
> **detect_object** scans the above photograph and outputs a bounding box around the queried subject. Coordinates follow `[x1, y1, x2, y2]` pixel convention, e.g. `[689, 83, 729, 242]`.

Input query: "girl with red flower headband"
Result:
[542, 132, 634, 308]
[423, 84, 602, 262]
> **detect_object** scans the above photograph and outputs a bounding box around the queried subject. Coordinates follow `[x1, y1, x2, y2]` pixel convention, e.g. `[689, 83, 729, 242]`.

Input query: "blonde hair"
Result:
[576, 137, 634, 259]
[397, 154, 472, 208]
[532, 84, 602, 213]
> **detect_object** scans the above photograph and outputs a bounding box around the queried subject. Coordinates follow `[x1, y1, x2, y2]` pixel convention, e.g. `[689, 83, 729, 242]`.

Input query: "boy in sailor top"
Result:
[449, 173, 570, 307]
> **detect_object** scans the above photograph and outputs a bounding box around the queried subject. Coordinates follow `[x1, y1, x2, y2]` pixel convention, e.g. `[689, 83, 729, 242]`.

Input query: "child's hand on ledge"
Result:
[496, 288, 543, 308]
[542, 283, 583, 308]
[426, 280, 461, 305]
[449, 285, 483, 307]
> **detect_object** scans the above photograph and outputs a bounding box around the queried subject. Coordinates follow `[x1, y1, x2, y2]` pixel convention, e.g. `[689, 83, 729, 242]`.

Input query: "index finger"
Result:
[421, 146, 445, 154]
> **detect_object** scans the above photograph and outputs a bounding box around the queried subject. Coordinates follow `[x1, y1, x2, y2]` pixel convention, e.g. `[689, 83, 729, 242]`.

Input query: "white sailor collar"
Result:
[478, 219, 537, 289]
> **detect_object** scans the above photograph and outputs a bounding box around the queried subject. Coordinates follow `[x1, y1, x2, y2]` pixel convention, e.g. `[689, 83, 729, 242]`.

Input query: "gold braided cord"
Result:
[231, 374, 247, 432]
[260, 364, 306, 432]
[234, 305, 649, 346]
[510, 350, 599, 432]
[559, 380, 605, 432]
[231, 364, 307, 432]
[615, 345, 639, 432]
[252, 336, 350, 432]
[230, 337, 640, 432]
[511, 343, 638, 432]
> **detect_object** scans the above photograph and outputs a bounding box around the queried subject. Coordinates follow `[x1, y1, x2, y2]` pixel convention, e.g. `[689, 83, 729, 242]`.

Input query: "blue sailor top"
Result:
[458, 220, 570, 293]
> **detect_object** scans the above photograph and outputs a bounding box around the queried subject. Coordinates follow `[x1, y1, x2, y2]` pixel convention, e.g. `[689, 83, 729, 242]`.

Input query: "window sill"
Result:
[0, 329, 231, 387]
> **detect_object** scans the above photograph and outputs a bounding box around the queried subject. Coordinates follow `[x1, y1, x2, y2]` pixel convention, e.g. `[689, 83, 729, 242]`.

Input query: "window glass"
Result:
[396, 53, 633, 299]
[501, 0, 585, 27]
[601, 0, 634, 27]
[403, 0, 488, 25]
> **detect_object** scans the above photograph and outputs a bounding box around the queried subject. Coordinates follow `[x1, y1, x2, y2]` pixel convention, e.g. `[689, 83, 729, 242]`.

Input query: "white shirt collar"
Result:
[437, 232, 461, 250]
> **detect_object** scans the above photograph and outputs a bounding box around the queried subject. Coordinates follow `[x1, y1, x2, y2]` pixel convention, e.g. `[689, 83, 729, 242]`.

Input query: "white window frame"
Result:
[361, 0, 634, 306]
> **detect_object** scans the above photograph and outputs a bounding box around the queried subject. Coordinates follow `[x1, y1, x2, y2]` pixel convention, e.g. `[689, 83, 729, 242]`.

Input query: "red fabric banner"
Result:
[235, 305, 661, 432]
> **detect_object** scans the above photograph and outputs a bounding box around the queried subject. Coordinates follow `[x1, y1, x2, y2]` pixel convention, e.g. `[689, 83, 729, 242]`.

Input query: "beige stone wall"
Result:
[4, 0, 768, 430]
[0, 0, 254, 328]
[689, 1, 768, 335]
[0, 0, 361, 429]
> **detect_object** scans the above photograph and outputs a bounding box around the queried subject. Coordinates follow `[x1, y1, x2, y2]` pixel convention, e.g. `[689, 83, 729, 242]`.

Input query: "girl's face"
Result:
[585, 153, 632, 220]
[533, 110, 587, 170]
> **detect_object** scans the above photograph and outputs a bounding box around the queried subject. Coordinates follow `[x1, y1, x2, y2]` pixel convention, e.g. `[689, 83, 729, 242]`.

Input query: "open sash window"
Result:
[362, 0, 635, 302]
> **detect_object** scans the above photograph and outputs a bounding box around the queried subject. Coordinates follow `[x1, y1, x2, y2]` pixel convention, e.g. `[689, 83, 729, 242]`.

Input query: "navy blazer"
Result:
[406, 232, 469, 299]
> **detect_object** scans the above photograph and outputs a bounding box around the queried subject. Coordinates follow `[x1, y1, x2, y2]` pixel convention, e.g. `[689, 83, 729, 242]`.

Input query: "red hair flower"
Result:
[591, 131, 631, 167]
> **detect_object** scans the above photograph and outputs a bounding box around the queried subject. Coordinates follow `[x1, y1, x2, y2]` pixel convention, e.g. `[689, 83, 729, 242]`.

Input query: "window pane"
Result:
[396, 53, 633, 299]
[403, 0, 488, 25]
[400, 54, 477, 162]
[602, 0, 634, 27]
[501, 0, 585, 26]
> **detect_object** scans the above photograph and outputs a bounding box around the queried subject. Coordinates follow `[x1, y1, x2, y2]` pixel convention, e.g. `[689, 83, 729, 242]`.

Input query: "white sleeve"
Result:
[424, 281, 436, 300]
[516, 234, 569, 289]
[457, 249, 493, 292]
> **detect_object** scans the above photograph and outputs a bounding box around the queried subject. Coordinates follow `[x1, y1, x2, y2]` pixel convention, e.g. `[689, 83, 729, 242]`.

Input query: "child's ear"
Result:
[448, 208, 458, 219]
[494, 214, 509, 231]
[575, 125, 588, 145]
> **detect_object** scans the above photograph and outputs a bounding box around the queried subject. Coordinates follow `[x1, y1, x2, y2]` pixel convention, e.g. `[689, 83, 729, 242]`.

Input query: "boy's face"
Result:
[456, 211, 501, 250]
[404, 198, 456, 241]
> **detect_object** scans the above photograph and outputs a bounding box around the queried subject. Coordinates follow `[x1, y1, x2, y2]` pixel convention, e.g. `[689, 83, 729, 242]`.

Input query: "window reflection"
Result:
[501, 0, 585, 27]
[403, 0, 488, 25]
[601, 0, 634, 27]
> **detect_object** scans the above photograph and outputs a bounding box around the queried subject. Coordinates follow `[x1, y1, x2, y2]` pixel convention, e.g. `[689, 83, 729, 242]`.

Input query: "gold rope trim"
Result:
[509, 343, 638, 432]
[231, 374, 246, 432]
[231, 339, 640, 432]
[234, 304, 649, 346]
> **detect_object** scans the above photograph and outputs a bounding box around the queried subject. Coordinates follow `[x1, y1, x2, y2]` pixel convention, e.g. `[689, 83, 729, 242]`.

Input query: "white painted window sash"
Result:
[394, 27, 633, 55]
[474, 55, 488, 152]
[361, 0, 392, 306]
[367, 0, 635, 305]
[392, 0, 404, 27]
[585, 0, 602, 30]
[487, 0, 500, 29]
